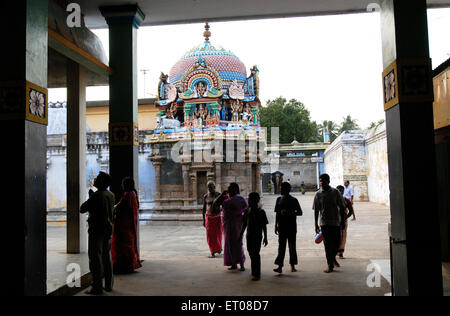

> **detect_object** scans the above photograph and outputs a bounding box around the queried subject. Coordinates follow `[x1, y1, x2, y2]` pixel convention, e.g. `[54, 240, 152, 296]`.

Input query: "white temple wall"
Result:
[324, 126, 390, 205]
[366, 123, 390, 206]
[324, 138, 344, 191]
[47, 154, 67, 211]
[341, 133, 369, 202]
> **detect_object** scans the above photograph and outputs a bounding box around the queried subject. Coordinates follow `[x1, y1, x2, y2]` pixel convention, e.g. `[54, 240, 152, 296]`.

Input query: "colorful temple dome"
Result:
[154, 22, 261, 134]
[169, 41, 247, 90]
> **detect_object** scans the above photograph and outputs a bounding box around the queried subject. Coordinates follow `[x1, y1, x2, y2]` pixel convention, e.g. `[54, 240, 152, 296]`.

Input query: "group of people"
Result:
[203, 181, 269, 280]
[202, 176, 357, 280]
[80, 172, 142, 295]
[80, 171, 357, 294]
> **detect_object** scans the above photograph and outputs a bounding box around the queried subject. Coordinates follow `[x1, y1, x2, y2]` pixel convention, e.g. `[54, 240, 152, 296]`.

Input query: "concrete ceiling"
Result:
[48, 48, 108, 88]
[77, 0, 450, 28]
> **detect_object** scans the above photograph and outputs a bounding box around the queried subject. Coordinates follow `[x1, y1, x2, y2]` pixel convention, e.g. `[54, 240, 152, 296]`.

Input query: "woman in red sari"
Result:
[111, 177, 142, 274]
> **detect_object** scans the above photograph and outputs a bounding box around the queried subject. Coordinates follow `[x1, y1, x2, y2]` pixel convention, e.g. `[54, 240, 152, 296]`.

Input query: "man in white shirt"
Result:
[343, 181, 354, 202]
[344, 181, 356, 221]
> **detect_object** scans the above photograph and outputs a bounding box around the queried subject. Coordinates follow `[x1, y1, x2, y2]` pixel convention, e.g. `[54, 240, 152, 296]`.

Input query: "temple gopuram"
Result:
[148, 23, 265, 220]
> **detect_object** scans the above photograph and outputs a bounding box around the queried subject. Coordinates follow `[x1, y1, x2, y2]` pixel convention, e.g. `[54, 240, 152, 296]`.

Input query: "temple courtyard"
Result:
[47, 192, 449, 296]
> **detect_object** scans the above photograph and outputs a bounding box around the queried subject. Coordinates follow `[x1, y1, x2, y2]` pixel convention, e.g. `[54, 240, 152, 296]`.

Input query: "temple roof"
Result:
[169, 24, 247, 87]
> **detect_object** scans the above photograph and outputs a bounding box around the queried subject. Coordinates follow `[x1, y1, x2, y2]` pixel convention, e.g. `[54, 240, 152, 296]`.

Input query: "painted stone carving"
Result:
[154, 23, 261, 131]
[228, 80, 245, 100]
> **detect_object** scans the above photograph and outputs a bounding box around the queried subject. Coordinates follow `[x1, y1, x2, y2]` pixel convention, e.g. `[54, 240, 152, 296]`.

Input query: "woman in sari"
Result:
[203, 181, 222, 258]
[111, 177, 142, 274]
[220, 182, 247, 271]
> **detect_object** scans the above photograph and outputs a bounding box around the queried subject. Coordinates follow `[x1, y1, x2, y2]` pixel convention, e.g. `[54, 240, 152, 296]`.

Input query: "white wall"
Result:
[366, 123, 390, 205]
[324, 136, 344, 189]
[325, 124, 389, 205]
[47, 154, 67, 211]
[324, 128, 390, 204]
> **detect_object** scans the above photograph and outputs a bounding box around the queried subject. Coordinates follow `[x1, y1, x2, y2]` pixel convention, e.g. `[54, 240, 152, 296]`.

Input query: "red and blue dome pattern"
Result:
[169, 41, 247, 90]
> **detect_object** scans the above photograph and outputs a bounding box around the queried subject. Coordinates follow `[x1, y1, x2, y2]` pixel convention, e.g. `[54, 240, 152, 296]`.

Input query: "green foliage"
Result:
[339, 115, 360, 134]
[368, 119, 385, 130]
[318, 120, 340, 143]
[260, 97, 320, 144]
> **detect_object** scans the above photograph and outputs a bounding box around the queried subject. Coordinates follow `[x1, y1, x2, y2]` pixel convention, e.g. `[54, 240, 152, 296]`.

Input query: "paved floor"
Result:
[47, 192, 448, 296]
[47, 225, 89, 294]
[72, 192, 394, 296]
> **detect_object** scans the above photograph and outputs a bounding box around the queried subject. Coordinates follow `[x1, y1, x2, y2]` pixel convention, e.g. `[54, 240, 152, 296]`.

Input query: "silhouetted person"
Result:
[111, 177, 142, 274]
[313, 174, 346, 273]
[80, 171, 115, 295]
[222, 183, 247, 271]
[273, 182, 303, 274]
[336, 185, 354, 259]
[241, 192, 268, 281]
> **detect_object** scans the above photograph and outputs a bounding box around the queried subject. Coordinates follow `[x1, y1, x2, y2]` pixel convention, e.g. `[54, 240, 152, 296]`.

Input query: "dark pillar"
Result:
[0, 0, 48, 295]
[435, 135, 450, 261]
[100, 5, 145, 199]
[66, 60, 87, 254]
[380, 0, 443, 295]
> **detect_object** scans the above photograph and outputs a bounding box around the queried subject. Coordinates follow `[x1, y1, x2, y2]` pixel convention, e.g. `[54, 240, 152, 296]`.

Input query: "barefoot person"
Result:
[221, 183, 247, 271]
[111, 177, 142, 274]
[80, 172, 115, 295]
[336, 185, 354, 259]
[273, 182, 303, 274]
[241, 192, 269, 281]
[202, 181, 222, 258]
[313, 174, 346, 273]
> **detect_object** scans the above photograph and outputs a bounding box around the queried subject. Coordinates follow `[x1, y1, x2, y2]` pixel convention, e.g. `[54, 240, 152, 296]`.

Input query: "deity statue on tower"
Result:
[195, 104, 207, 127]
[231, 100, 243, 123]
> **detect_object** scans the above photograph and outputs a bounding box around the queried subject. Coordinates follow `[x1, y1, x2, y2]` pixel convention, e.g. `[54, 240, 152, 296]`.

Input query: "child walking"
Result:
[241, 192, 269, 281]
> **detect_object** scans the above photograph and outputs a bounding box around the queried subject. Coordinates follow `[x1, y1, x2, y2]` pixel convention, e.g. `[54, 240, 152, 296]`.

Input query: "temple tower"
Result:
[148, 23, 265, 219]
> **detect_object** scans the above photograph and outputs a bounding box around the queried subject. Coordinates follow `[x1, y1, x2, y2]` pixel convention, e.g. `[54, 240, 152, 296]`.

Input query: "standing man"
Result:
[203, 181, 222, 258]
[313, 174, 346, 273]
[344, 180, 356, 221]
[273, 182, 303, 274]
[80, 171, 115, 295]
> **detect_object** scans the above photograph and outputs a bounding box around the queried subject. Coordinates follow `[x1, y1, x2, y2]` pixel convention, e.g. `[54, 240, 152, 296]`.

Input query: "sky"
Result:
[49, 8, 450, 129]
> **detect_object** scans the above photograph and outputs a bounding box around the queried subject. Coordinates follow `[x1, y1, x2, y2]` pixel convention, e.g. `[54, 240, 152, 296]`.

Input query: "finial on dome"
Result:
[203, 22, 211, 42]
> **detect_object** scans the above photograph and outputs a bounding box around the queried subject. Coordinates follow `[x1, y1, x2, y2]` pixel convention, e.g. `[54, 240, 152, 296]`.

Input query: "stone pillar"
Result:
[0, 0, 48, 295]
[255, 163, 262, 194]
[151, 160, 163, 201]
[190, 172, 198, 205]
[66, 60, 87, 253]
[100, 4, 145, 200]
[182, 163, 190, 206]
[380, 0, 442, 296]
[215, 163, 222, 193]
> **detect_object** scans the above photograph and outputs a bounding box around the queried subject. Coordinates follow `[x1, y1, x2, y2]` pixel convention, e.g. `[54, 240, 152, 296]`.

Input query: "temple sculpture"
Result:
[148, 23, 265, 220]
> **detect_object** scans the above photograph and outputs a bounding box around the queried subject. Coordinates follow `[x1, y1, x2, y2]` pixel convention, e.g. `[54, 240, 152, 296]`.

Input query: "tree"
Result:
[318, 120, 339, 143]
[367, 119, 385, 130]
[339, 115, 360, 133]
[259, 97, 320, 144]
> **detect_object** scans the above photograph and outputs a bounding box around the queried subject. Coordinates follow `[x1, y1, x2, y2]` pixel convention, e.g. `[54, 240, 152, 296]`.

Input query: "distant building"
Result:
[46, 99, 159, 213]
[262, 141, 328, 192]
